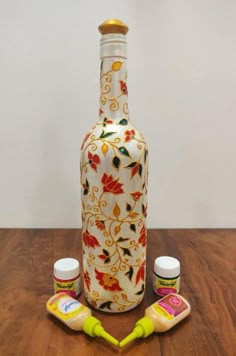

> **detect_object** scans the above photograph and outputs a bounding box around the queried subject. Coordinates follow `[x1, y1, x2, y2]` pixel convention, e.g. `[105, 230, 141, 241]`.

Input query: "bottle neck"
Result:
[99, 34, 129, 121]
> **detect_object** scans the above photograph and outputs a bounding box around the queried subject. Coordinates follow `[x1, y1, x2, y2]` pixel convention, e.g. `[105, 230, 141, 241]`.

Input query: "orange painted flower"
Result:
[101, 173, 124, 194]
[84, 270, 91, 291]
[95, 268, 123, 291]
[95, 220, 105, 231]
[130, 191, 143, 201]
[82, 230, 100, 248]
[88, 151, 100, 172]
[120, 80, 128, 95]
[135, 260, 146, 286]
[138, 225, 147, 247]
[124, 129, 135, 142]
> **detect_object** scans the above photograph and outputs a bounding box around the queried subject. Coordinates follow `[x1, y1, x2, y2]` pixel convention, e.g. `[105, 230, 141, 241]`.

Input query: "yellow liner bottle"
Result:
[46, 293, 118, 346]
[120, 293, 191, 347]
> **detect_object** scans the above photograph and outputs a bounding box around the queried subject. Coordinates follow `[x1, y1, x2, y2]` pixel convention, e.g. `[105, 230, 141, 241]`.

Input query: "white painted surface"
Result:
[0, 0, 235, 227]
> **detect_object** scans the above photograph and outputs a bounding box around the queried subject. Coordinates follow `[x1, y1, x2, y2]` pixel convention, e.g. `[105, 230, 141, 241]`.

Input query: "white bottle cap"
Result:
[54, 258, 80, 280]
[154, 256, 180, 278]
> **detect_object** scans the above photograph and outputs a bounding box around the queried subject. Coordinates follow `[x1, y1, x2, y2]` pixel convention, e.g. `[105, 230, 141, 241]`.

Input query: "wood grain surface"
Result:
[0, 229, 235, 356]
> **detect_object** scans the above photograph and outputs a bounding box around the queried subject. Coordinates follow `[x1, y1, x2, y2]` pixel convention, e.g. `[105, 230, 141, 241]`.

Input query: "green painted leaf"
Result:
[119, 119, 128, 125]
[104, 257, 111, 264]
[103, 249, 109, 256]
[86, 179, 89, 188]
[125, 161, 137, 168]
[125, 266, 134, 281]
[130, 224, 136, 232]
[117, 237, 129, 242]
[119, 146, 130, 157]
[83, 189, 88, 195]
[144, 149, 148, 163]
[121, 247, 132, 256]
[112, 156, 120, 169]
[100, 130, 116, 139]
[136, 283, 145, 295]
[138, 164, 143, 177]
[126, 203, 131, 211]
[99, 301, 112, 310]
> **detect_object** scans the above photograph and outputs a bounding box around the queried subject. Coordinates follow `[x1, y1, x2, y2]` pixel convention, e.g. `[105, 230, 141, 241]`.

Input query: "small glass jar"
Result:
[54, 258, 81, 298]
[153, 256, 180, 297]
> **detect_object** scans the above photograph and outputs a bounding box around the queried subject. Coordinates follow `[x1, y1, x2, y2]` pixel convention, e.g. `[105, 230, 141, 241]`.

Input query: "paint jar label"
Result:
[54, 274, 81, 298]
[153, 273, 180, 296]
[152, 294, 188, 321]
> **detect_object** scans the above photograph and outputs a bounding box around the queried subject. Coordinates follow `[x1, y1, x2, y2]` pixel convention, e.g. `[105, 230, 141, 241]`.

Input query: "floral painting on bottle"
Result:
[81, 55, 148, 312]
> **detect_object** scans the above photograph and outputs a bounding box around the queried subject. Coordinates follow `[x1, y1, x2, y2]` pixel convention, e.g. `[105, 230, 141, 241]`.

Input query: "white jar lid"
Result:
[154, 256, 180, 278]
[54, 258, 80, 280]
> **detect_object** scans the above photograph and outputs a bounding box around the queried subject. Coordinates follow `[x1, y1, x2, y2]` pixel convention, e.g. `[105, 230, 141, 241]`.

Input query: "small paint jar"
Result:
[54, 258, 81, 298]
[153, 256, 180, 297]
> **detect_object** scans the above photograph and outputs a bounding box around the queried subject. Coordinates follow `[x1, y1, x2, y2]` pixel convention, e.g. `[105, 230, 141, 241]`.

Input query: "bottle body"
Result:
[80, 30, 148, 313]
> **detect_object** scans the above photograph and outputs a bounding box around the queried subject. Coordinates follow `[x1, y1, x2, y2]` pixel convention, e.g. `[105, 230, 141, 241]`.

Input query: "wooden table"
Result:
[0, 229, 235, 355]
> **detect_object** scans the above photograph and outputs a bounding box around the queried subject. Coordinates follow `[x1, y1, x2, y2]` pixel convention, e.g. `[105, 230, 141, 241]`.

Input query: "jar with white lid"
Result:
[153, 256, 180, 297]
[54, 258, 81, 298]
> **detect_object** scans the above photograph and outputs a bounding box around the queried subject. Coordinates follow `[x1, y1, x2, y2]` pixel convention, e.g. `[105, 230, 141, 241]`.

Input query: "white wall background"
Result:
[0, 0, 236, 228]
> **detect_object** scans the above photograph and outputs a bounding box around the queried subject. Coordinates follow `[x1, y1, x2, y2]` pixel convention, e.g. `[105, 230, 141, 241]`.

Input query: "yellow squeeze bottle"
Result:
[120, 293, 191, 347]
[46, 293, 118, 346]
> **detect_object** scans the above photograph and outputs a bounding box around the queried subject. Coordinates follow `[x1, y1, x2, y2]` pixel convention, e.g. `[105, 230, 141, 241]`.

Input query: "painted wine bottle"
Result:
[80, 19, 148, 312]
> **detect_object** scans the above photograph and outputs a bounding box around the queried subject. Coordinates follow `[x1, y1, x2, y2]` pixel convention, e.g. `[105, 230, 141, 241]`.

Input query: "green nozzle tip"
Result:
[83, 316, 119, 346]
[119, 331, 138, 348]
[99, 328, 119, 346]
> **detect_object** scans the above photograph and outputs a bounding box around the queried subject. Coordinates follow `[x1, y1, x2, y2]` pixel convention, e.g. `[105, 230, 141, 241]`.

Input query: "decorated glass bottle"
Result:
[80, 19, 148, 313]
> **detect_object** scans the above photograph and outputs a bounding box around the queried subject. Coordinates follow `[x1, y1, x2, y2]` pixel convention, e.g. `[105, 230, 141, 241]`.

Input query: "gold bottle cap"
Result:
[98, 19, 129, 35]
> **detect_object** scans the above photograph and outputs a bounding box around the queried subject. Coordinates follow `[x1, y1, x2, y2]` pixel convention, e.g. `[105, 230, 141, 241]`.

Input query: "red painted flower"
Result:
[95, 268, 123, 291]
[101, 173, 124, 194]
[103, 117, 113, 125]
[84, 270, 91, 292]
[81, 132, 91, 150]
[120, 80, 128, 95]
[88, 151, 100, 172]
[83, 230, 100, 248]
[95, 220, 105, 231]
[99, 108, 104, 116]
[130, 191, 143, 201]
[124, 129, 135, 142]
[135, 260, 146, 286]
[138, 225, 147, 247]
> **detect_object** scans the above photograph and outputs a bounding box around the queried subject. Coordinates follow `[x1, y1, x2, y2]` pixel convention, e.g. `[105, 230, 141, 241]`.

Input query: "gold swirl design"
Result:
[102, 84, 111, 95]
[110, 100, 119, 111]
[88, 220, 94, 226]
[137, 143, 143, 150]
[89, 253, 95, 261]
[101, 96, 106, 105]
[88, 195, 95, 202]
[87, 204, 92, 210]
[120, 263, 127, 271]
[100, 200, 107, 208]
[119, 306, 126, 312]
[92, 290, 100, 298]
[91, 143, 98, 152]
[105, 239, 114, 246]
[103, 230, 109, 237]
[113, 295, 120, 303]
[123, 102, 129, 114]
[111, 266, 119, 272]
